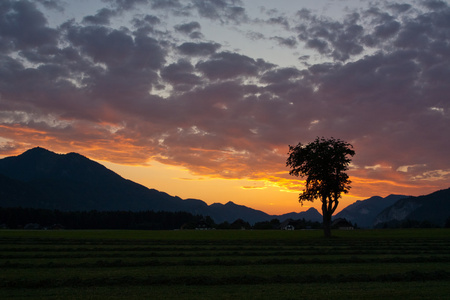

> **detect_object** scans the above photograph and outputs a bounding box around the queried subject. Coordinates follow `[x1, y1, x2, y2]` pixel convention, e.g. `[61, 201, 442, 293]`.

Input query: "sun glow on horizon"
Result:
[96, 158, 408, 216]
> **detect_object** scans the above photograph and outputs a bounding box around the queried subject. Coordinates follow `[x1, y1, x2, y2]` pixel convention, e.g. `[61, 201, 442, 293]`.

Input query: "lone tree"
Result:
[286, 137, 355, 237]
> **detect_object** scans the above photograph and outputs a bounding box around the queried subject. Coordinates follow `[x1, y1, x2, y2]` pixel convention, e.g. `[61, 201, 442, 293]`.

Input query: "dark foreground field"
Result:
[1, 229, 450, 299]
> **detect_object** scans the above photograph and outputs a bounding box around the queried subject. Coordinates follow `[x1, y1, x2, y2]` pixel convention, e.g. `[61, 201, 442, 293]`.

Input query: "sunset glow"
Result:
[0, 0, 449, 215]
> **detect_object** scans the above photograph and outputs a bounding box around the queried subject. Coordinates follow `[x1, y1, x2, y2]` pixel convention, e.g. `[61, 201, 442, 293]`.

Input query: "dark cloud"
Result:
[67, 26, 135, 66]
[188, 31, 203, 39]
[174, 21, 203, 39]
[196, 52, 272, 80]
[387, 3, 412, 13]
[177, 42, 221, 56]
[150, 0, 183, 10]
[35, 0, 64, 12]
[271, 36, 297, 48]
[260, 67, 302, 84]
[267, 16, 290, 29]
[1, 0, 449, 198]
[131, 14, 162, 36]
[161, 59, 201, 89]
[246, 31, 265, 41]
[174, 21, 201, 34]
[296, 10, 365, 61]
[104, 0, 150, 11]
[191, 0, 247, 23]
[421, 0, 448, 10]
[0, 0, 58, 51]
[83, 8, 117, 25]
[373, 20, 401, 38]
[133, 14, 161, 26]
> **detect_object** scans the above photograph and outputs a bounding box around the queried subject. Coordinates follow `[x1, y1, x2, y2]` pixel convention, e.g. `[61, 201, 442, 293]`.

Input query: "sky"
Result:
[0, 0, 449, 215]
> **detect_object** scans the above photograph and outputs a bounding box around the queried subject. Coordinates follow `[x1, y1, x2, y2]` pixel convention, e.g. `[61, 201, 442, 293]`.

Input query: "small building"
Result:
[195, 220, 210, 230]
[284, 224, 295, 230]
[279, 219, 296, 230]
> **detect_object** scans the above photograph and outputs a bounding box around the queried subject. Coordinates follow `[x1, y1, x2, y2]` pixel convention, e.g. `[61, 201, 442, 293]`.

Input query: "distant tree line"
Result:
[253, 218, 322, 230]
[375, 218, 450, 229]
[0, 207, 322, 230]
[2, 207, 448, 230]
[0, 207, 209, 230]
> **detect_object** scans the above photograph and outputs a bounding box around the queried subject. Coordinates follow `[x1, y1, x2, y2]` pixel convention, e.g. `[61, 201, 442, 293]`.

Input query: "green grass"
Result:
[1, 229, 450, 299]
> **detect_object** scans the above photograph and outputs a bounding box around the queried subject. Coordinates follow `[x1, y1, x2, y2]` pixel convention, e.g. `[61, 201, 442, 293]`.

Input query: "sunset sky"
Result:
[0, 0, 449, 215]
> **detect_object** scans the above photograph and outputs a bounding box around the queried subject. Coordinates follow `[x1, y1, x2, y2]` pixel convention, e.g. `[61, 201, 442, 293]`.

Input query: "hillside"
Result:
[334, 194, 408, 228]
[0, 147, 319, 224]
[373, 188, 450, 227]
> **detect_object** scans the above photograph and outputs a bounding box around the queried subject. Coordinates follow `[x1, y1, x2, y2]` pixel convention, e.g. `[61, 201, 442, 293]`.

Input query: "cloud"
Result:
[0, 0, 59, 51]
[271, 36, 298, 48]
[196, 52, 272, 80]
[174, 21, 201, 34]
[83, 8, 117, 25]
[177, 42, 221, 56]
[295, 10, 364, 61]
[105, 0, 151, 11]
[35, 0, 65, 12]
[191, 0, 247, 24]
[160, 59, 201, 89]
[0, 0, 449, 199]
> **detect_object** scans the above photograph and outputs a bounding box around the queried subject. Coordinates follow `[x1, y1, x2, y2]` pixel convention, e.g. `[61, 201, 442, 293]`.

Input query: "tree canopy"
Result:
[286, 137, 355, 237]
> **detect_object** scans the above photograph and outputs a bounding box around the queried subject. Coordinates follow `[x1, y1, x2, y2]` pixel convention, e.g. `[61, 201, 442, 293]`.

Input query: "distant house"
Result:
[279, 219, 296, 230]
[284, 224, 295, 230]
[195, 220, 210, 230]
[332, 218, 354, 230]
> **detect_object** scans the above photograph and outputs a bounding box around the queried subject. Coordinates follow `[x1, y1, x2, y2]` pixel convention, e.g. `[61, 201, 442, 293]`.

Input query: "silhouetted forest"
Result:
[0, 207, 212, 230]
[0, 207, 326, 230]
[375, 218, 450, 229]
[1, 207, 448, 230]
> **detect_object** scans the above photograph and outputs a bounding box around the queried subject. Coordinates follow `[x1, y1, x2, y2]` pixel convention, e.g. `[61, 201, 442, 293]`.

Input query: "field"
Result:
[1, 229, 450, 299]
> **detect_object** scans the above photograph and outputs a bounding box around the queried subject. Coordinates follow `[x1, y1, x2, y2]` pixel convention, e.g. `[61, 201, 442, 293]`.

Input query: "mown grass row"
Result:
[1, 229, 450, 299]
[3, 270, 450, 289]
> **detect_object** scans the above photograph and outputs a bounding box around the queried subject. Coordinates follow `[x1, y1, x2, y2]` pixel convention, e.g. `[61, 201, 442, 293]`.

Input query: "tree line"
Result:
[0, 207, 325, 230]
[0, 207, 210, 230]
[2, 206, 447, 230]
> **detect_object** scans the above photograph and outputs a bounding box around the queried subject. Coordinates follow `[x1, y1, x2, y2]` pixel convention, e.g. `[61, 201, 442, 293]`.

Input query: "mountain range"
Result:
[0, 147, 322, 224]
[373, 188, 450, 227]
[334, 194, 408, 228]
[0, 147, 448, 227]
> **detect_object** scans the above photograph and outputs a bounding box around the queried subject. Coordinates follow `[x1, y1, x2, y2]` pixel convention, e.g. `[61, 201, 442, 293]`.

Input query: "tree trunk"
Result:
[323, 212, 332, 238]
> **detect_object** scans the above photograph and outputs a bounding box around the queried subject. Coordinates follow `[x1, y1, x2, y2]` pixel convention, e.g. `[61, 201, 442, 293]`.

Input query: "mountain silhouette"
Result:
[334, 194, 408, 228]
[0, 147, 186, 211]
[0, 147, 320, 224]
[274, 208, 323, 223]
[373, 188, 450, 227]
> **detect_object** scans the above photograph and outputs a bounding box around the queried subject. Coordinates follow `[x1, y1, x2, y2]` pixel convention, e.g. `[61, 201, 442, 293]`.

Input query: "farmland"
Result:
[1, 229, 450, 299]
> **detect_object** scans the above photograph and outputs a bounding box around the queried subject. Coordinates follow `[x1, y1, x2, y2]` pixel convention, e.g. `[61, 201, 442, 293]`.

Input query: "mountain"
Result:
[208, 201, 272, 224]
[0, 147, 320, 224]
[334, 194, 408, 228]
[0, 147, 189, 212]
[373, 188, 450, 227]
[274, 207, 323, 223]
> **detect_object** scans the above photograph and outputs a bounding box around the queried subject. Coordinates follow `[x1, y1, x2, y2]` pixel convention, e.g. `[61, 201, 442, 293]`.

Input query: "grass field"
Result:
[1, 229, 450, 299]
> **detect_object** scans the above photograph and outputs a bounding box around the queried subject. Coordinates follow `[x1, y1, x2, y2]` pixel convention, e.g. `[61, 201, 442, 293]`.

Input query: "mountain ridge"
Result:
[0, 147, 321, 224]
[334, 194, 408, 228]
[1, 147, 448, 227]
[373, 188, 450, 227]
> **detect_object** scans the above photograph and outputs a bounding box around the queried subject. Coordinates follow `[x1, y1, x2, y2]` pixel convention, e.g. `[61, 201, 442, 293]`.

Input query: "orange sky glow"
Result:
[0, 128, 446, 215]
[0, 0, 449, 215]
